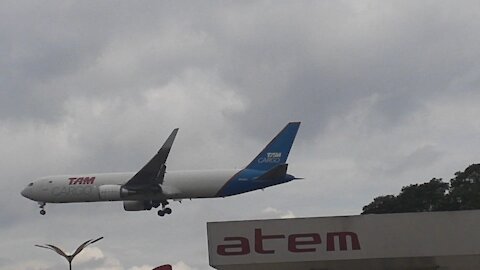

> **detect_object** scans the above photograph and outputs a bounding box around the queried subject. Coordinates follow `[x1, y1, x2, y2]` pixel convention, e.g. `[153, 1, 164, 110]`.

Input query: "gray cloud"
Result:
[2, 1, 480, 269]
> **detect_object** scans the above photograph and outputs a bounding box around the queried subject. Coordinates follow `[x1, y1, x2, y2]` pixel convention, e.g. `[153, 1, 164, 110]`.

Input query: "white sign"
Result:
[207, 210, 480, 266]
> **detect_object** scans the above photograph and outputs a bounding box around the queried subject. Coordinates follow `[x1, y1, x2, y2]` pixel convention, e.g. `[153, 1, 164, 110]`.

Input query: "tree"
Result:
[362, 178, 448, 214]
[444, 164, 480, 210]
[362, 164, 480, 214]
[361, 195, 397, 214]
[395, 178, 449, 212]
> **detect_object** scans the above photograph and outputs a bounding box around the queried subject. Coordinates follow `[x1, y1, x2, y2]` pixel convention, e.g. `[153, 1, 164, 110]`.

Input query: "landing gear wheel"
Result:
[156, 200, 171, 217]
[38, 202, 46, 215]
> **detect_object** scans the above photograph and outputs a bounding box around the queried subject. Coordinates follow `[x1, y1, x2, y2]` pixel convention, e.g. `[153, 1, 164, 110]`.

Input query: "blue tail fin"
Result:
[245, 122, 300, 171]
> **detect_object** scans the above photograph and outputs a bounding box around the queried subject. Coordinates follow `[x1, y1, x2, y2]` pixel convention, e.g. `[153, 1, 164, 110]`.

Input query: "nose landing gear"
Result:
[38, 202, 46, 215]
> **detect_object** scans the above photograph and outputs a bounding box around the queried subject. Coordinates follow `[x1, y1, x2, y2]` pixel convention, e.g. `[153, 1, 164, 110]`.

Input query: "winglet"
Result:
[245, 122, 300, 171]
[160, 128, 179, 154]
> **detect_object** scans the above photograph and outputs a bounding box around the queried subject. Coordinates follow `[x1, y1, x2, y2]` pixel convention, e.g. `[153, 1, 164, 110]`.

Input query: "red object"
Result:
[152, 265, 172, 270]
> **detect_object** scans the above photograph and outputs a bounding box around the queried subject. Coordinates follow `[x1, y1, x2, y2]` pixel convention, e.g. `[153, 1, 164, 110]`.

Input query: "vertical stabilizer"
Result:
[245, 122, 300, 171]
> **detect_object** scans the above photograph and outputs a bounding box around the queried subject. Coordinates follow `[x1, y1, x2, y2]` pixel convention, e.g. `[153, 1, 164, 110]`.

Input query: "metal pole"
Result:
[35, 237, 103, 270]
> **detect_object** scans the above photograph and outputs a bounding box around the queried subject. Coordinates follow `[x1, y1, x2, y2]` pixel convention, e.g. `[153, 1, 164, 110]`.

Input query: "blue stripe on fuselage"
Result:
[216, 169, 295, 197]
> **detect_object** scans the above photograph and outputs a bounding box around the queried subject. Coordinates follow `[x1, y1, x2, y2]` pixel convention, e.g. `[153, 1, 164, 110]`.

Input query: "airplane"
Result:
[21, 122, 301, 217]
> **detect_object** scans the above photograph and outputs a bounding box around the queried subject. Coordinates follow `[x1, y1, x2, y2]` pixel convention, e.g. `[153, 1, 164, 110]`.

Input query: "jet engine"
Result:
[123, 200, 150, 211]
[98, 185, 130, 201]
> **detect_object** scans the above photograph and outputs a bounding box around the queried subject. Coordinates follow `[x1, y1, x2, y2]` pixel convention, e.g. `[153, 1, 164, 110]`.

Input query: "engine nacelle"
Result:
[98, 185, 129, 201]
[123, 200, 149, 211]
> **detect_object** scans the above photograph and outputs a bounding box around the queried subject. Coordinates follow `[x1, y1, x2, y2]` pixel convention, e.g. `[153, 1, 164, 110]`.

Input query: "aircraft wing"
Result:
[124, 128, 178, 191]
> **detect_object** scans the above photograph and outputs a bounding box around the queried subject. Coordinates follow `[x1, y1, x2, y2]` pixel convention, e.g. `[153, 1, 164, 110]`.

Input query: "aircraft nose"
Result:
[21, 187, 32, 199]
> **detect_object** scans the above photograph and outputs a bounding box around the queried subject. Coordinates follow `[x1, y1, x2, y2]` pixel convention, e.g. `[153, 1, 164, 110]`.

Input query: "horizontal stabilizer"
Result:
[257, 164, 288, 180]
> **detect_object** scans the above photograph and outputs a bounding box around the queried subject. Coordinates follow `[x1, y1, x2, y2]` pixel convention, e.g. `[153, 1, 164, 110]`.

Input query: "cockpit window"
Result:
[28, 183, 33, 187]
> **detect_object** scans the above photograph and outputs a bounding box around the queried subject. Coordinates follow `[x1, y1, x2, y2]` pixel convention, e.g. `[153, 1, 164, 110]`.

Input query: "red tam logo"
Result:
[68, 177, 96, 185]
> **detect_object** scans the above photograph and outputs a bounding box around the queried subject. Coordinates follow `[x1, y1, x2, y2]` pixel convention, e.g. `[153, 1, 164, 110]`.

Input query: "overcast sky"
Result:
[2, 1, 480, 269]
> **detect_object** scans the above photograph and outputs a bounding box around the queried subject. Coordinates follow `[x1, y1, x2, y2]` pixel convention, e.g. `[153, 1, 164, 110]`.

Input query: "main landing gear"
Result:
[38, 202, 46, 215]
[157, 201, 172, 217]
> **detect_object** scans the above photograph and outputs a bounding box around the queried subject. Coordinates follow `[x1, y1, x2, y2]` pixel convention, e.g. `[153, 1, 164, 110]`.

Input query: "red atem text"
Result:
[217, 228, 361, 256]
[68, 177, 96, 185]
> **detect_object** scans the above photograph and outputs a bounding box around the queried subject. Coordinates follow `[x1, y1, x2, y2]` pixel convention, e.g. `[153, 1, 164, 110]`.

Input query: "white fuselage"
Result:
[21, 122, 301, 215]
[22, 169, 240, 203]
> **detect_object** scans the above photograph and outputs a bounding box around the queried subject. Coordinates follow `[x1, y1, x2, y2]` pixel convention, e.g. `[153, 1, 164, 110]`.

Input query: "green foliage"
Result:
[361, 195, 397, 214]
[362, 164, 480, 214]
[445, 164, 480, 210]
